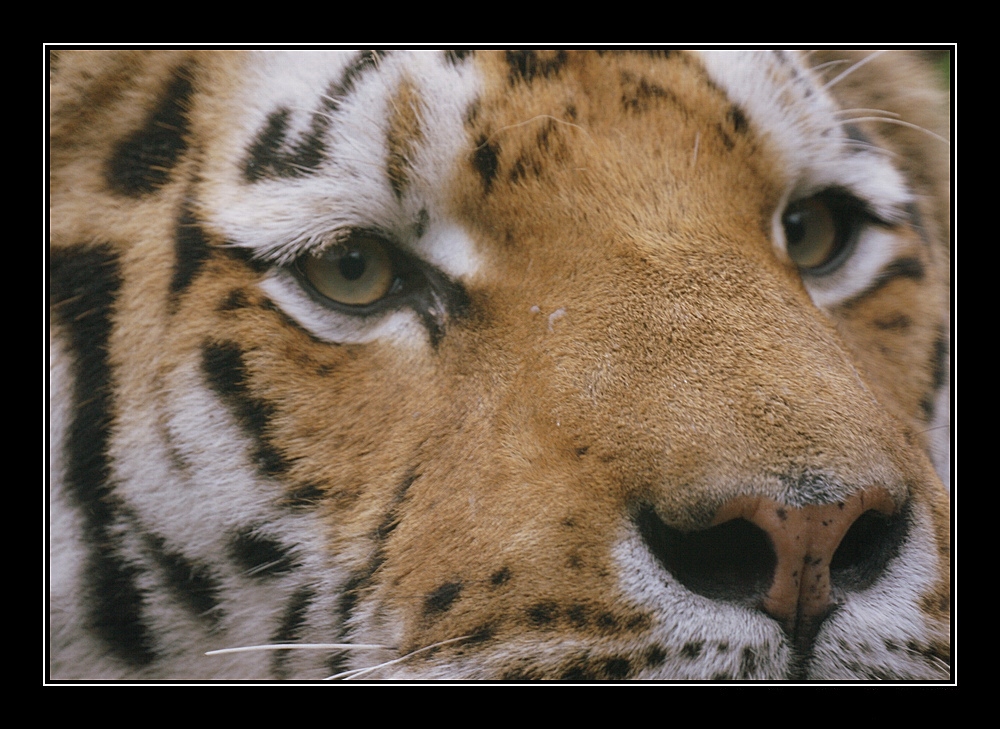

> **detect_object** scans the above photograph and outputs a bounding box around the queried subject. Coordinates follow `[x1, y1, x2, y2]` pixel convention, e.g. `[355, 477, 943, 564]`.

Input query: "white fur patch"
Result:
[697, 51, 917, 310]
[696, 51, 912, 219]
[809, 506, 949, 678]
[259, 271, 427, 346]
[798, 227, 906, 309]
[202, 51, 483, 281]
[197, 51, 485, 345]
[613, 530, 789, 679]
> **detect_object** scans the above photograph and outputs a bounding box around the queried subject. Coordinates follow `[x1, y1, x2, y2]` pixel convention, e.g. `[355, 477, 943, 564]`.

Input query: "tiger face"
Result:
[49, 49, 951, 680]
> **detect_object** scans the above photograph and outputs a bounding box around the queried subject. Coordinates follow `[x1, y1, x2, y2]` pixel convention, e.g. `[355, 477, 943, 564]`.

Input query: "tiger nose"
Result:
[636, 487, 900, 648]
[715, 489, 897, 644]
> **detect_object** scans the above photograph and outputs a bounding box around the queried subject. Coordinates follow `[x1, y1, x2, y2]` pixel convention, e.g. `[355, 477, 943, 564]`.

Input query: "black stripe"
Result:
[143, 531, 222, 626]
[556, 657, 601, 683]
[375, 472, 417, 541]
[920, 328, 948, 421]
[221, 245, 271, 274]
[645, 645, 667, 668]
[106, 65, 193, 197]
[620, 72, 686, 117]
[336, 470, 417, 637]
[506, 51, 567, 86]
[716, 124, 736, 151]
[272, 587, 313, 641]
[740, 646, 761, 679]
[508, 119, 561, 186]
[229, 527, 299, 578]
[681, 640, 704, 658]
[875, 256, 926, 285]
[282, 480, 325, 510]
[444, 50, 473, 65]
[50, 245, 120, 518]
[727, 105, 749, 136]
[271, 587, 314, 678]
[244, 108, 292, 182]
[596, 49, 677, 61]
[638, 49, 675, 60]
[930, 326, 948, 390]
[423, 581, 462, 618]
[464, 99, 481, 129]
[873, 313, 912, 330]
[472, 134, 500, 194]
[337, 568, 377, 639]
[50, 244, 158, 667]
[604, 656, 633, 679]
[336, 50, 385, 100]
[904, 201, 932, 246]
[528, 601, 559, 625]
[244, 105, 327, 181]
[567, 603, 589, 627]
[839, 256, 926, 309]
[170, 200, 213, 302]
[243, 51, 386, 183]
[87, 553, 156, 667]
[415, 208, 429, 239]
[200, 340, 293, 477]
[219, 288, 250, 313]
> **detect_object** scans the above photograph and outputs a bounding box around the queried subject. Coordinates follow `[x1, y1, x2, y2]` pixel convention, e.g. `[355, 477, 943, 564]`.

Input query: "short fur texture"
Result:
[49, 50, 951, 680]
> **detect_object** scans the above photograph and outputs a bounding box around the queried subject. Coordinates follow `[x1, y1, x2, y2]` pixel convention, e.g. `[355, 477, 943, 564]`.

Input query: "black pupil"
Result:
[339, 251, 367, 281]
[784, 211, 805, 246]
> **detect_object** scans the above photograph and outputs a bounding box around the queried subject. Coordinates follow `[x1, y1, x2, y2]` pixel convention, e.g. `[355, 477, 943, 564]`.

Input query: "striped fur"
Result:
[49, 50, 950, 680]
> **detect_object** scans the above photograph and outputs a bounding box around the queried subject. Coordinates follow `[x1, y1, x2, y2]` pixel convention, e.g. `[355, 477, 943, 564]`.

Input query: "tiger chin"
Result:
[48, 49, 951, 681]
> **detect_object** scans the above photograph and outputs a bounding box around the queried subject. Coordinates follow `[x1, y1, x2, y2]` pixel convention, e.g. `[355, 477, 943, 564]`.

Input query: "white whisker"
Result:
[834, 108, 902, 119]
[836, 116, 949, 145]
[809, 59, 851, 74]
[927, 654, 951, 677]
[822, 51, 886, 90]
[483, 114, 591, 148]
[327, 636, 471, 680]
[901, 644, 951, 679]
[919, 424, 951, 435]
[206, 643, 389, 656]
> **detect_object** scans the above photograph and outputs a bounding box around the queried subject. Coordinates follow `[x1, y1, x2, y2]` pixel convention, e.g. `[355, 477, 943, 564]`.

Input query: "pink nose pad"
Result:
[711, 487, 897, 646]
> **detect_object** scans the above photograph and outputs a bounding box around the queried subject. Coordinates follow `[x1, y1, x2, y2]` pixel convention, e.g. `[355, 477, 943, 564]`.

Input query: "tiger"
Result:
[48, 49, 951, 681]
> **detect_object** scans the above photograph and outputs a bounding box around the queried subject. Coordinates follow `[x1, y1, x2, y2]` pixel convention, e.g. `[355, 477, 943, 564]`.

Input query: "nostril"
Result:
[635, 505, 775, 605]
[635, 492, 907, 649]
[830, 508, 907, 591]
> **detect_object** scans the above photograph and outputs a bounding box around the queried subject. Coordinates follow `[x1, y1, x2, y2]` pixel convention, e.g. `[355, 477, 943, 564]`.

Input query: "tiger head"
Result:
[49, 49, 951, 680]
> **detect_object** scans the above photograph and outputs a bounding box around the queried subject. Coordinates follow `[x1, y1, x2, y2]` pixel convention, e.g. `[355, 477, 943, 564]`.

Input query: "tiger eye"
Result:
[783, 197, 840, 271]
[300, 235, 395, 306]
